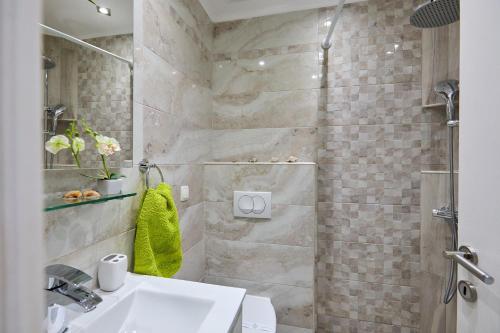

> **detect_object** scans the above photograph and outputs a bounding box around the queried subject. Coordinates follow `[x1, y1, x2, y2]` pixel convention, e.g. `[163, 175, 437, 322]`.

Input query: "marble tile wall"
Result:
[211, 10, 320, 163]
[315, 0, 448, 332]
[203, 164, 316, 333]
[44, 168, 142, 287]
[133, 0, 215, 281]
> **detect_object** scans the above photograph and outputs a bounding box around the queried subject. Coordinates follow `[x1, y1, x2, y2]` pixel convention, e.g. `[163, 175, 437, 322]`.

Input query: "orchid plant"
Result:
[84, 124, 125, 180]
[45, 121, 85, 168]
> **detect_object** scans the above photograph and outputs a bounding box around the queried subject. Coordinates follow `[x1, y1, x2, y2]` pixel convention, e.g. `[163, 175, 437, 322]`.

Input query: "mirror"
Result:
[41, 0, 133, 169]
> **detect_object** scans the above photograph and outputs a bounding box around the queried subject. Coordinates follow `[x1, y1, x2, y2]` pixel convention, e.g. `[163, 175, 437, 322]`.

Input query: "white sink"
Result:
[63, 273, 245, 333]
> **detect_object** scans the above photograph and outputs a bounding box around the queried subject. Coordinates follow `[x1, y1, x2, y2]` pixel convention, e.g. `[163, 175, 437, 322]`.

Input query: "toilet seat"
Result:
[242, 295, 277, 333]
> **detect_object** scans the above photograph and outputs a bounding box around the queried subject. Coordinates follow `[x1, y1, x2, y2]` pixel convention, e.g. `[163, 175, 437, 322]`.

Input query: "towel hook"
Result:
[139, 159, 165, 189]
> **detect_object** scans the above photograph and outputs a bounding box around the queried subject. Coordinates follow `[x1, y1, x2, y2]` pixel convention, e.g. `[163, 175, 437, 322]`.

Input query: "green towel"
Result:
[134, 183, 182, 278]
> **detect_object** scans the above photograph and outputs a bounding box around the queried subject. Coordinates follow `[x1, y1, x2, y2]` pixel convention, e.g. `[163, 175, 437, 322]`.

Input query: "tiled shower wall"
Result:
[316, 0, 449, 332]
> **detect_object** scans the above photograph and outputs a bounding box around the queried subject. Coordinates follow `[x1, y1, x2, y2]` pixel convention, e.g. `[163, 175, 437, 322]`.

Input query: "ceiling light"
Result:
[97, 6, 111, 16]
[258, 60, 265, 66]
[324, 20, 332, 27]
[87, 0, 111, 16]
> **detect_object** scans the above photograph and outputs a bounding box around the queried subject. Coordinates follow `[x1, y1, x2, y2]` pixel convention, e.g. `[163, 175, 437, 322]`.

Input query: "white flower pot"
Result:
[97, 179, 123, 195]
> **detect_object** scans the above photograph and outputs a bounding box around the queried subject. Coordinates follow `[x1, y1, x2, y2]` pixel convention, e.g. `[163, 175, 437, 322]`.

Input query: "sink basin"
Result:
[63, 273, 245, 333]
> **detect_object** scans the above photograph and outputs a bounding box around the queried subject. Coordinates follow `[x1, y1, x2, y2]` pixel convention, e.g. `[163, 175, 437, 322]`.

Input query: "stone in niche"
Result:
[287, 156, 299, 163]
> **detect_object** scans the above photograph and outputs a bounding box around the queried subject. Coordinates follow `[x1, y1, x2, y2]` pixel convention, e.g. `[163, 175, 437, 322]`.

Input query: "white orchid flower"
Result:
[72, 137, 85, 153]
[45, 135, 70, 154]
[95, 135, 121, 156]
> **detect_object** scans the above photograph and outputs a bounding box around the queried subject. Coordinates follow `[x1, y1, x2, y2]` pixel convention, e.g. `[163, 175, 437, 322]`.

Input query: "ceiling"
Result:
[43, 0, 133, 39]
[199, 0, 364, 22]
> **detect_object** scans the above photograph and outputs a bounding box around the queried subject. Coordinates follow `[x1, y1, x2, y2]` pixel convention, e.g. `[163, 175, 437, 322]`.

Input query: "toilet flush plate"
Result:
[233, 191, 271, 219]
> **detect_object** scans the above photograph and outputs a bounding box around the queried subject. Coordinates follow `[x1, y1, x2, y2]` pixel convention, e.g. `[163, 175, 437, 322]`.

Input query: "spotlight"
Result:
[87, 0, 111, 16]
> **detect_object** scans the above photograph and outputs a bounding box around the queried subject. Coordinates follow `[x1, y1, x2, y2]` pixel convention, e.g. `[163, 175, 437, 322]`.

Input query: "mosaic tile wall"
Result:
[316, 0, 449, 332]
[43, 34, 133, 168]
[77, 34, 133, 167]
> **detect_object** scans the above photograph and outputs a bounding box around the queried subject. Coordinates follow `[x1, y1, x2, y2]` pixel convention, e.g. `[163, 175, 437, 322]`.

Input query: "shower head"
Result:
[410, 0, 459, 28]
[434, 80, 459, 121]
[46, 104, 66, 134]
[42, 56, 56, 70]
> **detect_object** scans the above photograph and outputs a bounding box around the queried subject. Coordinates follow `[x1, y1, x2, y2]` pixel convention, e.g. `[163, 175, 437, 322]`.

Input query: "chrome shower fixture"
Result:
[433, 79, 459, 305]
[46, 104, 67, 135]
[42, 56, 55, 70]
[434, 79, 459, 121]
[410, 0, 459, 28]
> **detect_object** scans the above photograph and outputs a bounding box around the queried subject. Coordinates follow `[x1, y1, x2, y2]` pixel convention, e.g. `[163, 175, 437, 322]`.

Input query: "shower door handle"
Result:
[443, 246, 495, 285]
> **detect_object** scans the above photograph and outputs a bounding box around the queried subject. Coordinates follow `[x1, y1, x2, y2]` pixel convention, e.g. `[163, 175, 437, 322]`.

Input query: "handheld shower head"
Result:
[434, 80, 459, 121]
[42, 56, 56, 70]
[46, 104, 67, 134]
[410, 0, 459, 28]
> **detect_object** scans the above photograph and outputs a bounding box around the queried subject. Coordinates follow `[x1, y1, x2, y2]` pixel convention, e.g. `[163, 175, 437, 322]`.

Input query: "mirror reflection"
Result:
[41, 0, 133, 169]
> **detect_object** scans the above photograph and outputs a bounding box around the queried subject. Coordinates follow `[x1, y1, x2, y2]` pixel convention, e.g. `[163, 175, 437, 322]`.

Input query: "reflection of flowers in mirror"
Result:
[95, 135, 121, 156]
[45, 135, 70, 154]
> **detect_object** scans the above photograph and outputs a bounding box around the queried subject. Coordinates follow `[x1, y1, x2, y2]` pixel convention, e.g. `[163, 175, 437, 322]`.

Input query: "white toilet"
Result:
[242, 295, 277, 333]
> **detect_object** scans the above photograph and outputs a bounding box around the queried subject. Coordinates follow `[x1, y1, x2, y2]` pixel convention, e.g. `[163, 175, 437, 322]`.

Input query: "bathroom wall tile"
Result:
[157, 164, 205, 208]
[317, 203, 420, 247]
[45, 201, 122, 261]
[180, 202, 204, 252]
[206, 237, 314, 288]
[47, 229, 136, 288]
[205, 276, 314, 329]
[317, 315, 418, 333]
[213, 10, 318, 54]
[205, 202, 314, 247]
[203, 164, 316, 206]
[277, 325, 313, 333]
[213, 90, 318, 130]
[173, 239, 205, 282]
[135, 47, 212, 129]
[211, 127, 317, 163]
[44, 168, 141, 262]
[419, 271, 446, 333]
[213, 52, 320, 96]
[142, 104, 211, 164]
[316, 277, 420, 328]
[318, 240, 420, 287]
[142, 0, 212, 85]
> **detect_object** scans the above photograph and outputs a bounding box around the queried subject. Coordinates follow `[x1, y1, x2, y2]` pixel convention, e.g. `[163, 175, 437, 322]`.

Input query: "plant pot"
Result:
[97, 179, 123, 195]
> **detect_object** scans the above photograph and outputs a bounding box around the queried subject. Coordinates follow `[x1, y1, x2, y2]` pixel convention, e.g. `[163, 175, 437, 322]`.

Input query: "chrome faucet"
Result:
[45, 264, 103, 312]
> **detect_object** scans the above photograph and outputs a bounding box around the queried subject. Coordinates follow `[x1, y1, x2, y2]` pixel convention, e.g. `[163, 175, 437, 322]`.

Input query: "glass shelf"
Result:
[44, 192, 137, 212]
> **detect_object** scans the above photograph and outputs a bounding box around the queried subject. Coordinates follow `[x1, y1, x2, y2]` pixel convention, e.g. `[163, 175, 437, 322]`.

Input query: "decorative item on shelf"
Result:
[45, 120, 85, 168]
[286, 155, 299, 163]
[63, 190, 83, 202]
[270, 157, 279, 163]
[248, 157, 258, 163]
[83, 123, 125, 195]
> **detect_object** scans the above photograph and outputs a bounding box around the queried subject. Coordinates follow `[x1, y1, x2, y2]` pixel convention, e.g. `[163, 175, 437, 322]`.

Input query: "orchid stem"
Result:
[100, 155, 111, 179]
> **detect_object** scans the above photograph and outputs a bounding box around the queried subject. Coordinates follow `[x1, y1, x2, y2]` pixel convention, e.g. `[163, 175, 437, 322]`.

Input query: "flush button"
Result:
[233, 191, 271, 219]
[238, 195, 254, 214]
